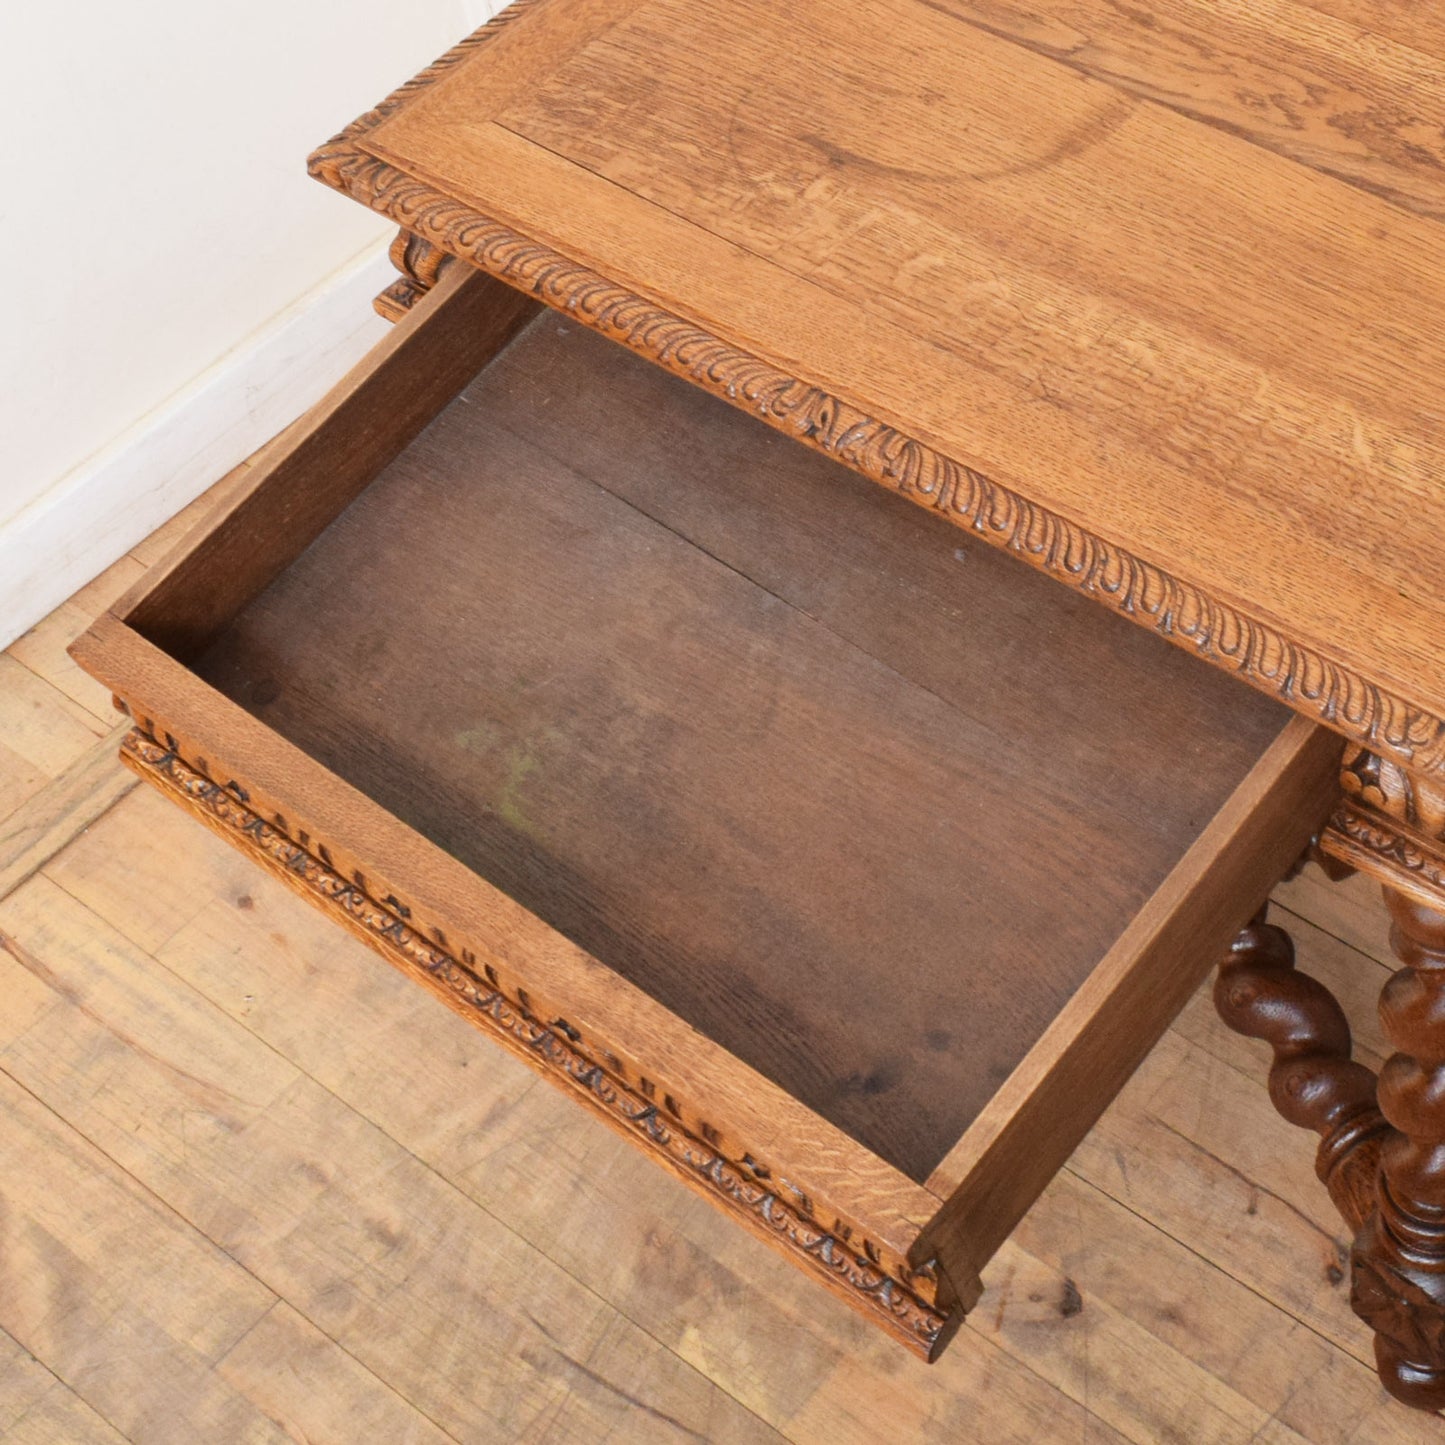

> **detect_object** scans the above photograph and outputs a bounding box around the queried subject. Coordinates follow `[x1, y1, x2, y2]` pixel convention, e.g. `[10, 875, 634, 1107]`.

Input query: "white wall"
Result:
[0, 0, 507, 646]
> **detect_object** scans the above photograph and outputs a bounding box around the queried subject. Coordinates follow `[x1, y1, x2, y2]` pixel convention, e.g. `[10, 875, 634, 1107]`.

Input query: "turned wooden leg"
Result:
[1351, 889, 1445, 1410]
[1214, 908, 1388, 1232]
[374, 229, 453, 322]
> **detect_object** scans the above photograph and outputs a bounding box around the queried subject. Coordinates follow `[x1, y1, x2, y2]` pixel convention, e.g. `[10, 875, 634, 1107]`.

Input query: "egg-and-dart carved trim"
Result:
[119, 726, 951, 1357]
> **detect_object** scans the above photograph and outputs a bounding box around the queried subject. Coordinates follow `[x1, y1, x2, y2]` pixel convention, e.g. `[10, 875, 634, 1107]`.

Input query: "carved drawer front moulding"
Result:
[118, 723, 956, 1358]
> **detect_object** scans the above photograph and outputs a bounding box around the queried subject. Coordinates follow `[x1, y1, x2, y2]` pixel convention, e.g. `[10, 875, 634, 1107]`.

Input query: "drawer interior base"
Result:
[185, 311, 1287, 1184]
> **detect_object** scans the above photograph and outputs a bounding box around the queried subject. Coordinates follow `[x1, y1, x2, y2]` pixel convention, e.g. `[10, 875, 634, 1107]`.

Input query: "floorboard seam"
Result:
[0, 908, 792, 1444]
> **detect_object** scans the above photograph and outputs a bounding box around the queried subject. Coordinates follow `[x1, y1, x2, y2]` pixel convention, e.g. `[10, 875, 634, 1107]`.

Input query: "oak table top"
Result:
[310, 0, 1445, 781]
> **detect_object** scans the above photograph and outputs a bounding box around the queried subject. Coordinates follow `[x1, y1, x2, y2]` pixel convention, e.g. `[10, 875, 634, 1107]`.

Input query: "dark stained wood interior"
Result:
[184, 314, 1287, 1182]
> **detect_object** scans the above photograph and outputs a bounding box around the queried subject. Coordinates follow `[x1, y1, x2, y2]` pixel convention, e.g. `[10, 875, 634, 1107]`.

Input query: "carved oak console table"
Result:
[72, 0, 1445, 1409]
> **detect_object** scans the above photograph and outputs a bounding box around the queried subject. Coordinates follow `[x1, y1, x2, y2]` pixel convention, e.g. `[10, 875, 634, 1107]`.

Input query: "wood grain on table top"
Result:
[315, 0, 1445, 768]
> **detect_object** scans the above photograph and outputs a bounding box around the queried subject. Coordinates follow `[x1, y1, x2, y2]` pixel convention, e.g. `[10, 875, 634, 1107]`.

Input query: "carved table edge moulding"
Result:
[114, 720, 962, 1360]
[306, 0, 1445, 788]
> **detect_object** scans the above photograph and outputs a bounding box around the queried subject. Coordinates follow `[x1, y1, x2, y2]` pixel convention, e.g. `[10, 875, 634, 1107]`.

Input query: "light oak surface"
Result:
[0, 480, 1436, 1442]
[311, 0, 1445, 776]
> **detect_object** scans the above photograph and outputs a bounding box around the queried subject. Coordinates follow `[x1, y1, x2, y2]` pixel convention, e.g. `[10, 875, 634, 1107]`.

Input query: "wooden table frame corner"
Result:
[1222, 746, 1445, 1411]
[370, 218, 1445, 1411]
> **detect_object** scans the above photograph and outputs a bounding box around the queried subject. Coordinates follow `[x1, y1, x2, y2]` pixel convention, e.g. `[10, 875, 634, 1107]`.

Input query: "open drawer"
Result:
[72, 265, 1342, 1358]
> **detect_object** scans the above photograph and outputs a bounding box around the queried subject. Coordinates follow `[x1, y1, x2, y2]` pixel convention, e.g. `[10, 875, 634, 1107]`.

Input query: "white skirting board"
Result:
[0, 241, 396, 651]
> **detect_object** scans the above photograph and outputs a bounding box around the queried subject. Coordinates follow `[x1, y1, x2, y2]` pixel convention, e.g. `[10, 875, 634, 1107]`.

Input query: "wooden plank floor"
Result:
[0, 469, 1437, 1443]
